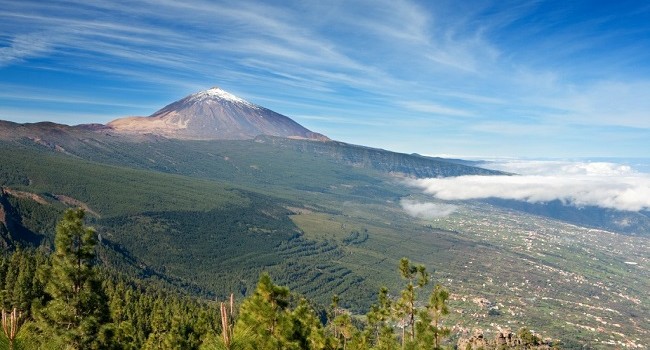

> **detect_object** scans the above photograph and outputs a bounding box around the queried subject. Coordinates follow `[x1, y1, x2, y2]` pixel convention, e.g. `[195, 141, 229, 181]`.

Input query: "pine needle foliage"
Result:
[35, 208, 109, 349]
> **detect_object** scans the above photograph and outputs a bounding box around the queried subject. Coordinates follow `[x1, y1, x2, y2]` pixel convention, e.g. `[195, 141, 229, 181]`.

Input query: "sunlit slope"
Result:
[0, 143, 391, 302]
[0, 141, 647, 348]
[289, 200, 648, 349]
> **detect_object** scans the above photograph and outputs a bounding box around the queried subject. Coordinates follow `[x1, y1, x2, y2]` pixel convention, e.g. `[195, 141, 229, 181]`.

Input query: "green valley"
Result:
[0, 137, 647, 348]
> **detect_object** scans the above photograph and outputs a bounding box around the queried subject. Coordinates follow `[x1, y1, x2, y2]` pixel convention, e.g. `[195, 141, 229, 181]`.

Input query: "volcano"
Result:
[107, 87, 328, 141]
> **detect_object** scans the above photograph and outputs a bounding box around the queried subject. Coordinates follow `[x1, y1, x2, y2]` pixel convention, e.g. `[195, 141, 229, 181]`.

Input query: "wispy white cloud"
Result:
[468, 121, 562, 136]
[0, 91, 158, 109]
[433, 91, 506, 105]
[480, 159, 637, 177]
[0, 32, 53, 66]
[294, 115, 387, 127]
[400, 101, 473, 117]
[400, 199, 458, 219]
[531, 81, 650, 129]
[343, 0, 430, 44]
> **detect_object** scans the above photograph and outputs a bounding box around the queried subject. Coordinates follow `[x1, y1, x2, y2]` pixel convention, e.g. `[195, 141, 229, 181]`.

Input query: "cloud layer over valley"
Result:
[405, 160, 650, 212]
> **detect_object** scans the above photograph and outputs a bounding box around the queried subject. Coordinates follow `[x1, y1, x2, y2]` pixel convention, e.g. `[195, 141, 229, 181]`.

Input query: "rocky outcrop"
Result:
[458, 330, 491, 350]
[0, 188, 45, 247]
[0, 195, 6, 226]
[457, 329, 553, 350]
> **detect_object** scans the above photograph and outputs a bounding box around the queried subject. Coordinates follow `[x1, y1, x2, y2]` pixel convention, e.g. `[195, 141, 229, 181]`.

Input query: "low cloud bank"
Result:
[406, 160, 650, 212]
[479, 160, 636, 176]
[400, 199, 458, 219]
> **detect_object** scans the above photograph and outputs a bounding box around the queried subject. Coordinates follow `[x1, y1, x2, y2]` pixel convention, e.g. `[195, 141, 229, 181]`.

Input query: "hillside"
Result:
[0, 139, 647, 348]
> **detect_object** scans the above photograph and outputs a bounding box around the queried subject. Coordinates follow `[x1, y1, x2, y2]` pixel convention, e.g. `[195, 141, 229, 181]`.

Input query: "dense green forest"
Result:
[0, 142, 646, 348]
[1, 209, 553, 349]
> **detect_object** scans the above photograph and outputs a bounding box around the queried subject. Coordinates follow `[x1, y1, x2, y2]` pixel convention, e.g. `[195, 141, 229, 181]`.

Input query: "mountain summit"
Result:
[108, 87, 328, 141]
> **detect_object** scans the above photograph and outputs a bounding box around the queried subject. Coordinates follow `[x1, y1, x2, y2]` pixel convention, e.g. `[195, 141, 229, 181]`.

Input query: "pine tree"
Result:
[234, 273, 294, 349]
[518, 327, 541, 346]
[289, 298, 327, 350]
[200, 295, 251, 350]
[1, 249, 43, 315]
[366, 287, 397, 349]
[36, 208, 109, 349]
[331, 312, 356, 350]
[328, 294, 340, 340]
[428, 284, 449, 350]
[1, 307, 25, 350]
[396, 258, 428, 347]
[413, 284, 450, 350]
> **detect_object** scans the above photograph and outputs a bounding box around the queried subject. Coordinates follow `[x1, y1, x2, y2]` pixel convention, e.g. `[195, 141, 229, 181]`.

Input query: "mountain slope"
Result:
[0, 143, 647, 348]
[107, 87, 328, 140]
[0, 124, 502, 182]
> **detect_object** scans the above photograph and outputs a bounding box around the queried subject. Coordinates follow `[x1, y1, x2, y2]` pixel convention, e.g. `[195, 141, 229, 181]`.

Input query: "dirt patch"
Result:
[285, 206, 314, 215]
[54, 194, 100, 217]
[2, 187, 49, 205]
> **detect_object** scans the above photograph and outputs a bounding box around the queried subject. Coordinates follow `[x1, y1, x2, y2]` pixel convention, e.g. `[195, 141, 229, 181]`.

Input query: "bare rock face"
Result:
[496, 331, 524, 347]
[108, 87, 329, 141]
[458, 330, 491, 350]
[457, 329, 553, 350]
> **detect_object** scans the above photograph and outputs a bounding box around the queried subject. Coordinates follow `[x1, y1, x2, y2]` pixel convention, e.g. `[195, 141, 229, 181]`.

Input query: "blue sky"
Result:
[1, 0, 649, 158]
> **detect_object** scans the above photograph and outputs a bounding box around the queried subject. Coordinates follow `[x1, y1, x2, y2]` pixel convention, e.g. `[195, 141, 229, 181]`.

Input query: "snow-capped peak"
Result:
[189, 87, 258, 108]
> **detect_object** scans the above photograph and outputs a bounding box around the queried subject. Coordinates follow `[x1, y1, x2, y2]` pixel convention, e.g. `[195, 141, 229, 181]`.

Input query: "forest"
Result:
[0, 209, 553, 350]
